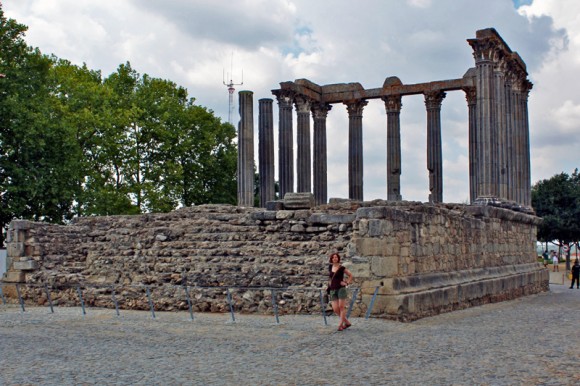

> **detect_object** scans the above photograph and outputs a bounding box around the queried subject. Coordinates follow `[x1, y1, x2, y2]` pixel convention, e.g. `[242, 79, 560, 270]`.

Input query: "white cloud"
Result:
[3, 0, 578, 204]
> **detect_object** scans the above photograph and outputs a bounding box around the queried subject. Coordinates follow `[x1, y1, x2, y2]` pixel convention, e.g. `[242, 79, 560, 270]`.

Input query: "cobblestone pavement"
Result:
[1, 284, 579, 385]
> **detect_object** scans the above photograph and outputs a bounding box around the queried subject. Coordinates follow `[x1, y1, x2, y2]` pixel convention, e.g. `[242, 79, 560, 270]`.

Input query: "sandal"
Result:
[337, 325, 345, 331]
[343, 322, 352, 329]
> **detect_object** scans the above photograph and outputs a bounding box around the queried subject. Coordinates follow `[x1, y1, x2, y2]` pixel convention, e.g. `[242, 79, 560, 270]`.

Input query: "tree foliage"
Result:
[0, 7, 238, 245]
[532, 169, 580, 249]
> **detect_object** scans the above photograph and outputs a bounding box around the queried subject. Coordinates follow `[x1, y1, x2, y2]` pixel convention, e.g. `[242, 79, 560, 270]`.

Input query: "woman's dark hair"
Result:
[328, 252, 341, 263]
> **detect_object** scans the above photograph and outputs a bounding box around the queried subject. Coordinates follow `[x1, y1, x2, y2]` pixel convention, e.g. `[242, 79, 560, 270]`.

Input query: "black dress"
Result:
[328, 265, 345, 290]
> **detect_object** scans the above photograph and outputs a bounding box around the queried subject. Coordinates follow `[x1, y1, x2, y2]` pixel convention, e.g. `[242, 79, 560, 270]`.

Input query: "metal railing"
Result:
[0, 282, 382, 326]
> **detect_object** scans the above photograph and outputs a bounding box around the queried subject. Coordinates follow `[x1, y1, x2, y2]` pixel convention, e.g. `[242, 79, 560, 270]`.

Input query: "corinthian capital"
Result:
[424, 90, 446, 110]
[311, 102, 332, 120]
[272, 89, 295, 108]
[462, 86, 477, 106]
[344, 99, 368, 117]
[468, 38, 499, 64]
[293, 95, 312, 114]
[382, 95, 402, 113]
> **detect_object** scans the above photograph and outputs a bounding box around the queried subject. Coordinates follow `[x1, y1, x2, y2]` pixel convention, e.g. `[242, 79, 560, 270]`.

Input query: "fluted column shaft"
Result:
[515, 82, 527, 205]
[237, 91, 254, 207]
[464, 86, 477, 203]
[312, 103, 332, 205]
[425, 91, 446, 203]
[522, 84, 532, 207]
[471, 42, 499, 200]
[258, 98, 275, 207]
[295, 96, 312, 193]
[505, 76, 515, 202]
[494, 60, 508, 200]
[273, 90, 295, 199]
[383, 95, 402, 201]
[345, 100, 367, 201]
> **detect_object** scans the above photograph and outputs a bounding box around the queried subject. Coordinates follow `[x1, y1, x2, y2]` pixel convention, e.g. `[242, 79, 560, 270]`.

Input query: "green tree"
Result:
[0, 9, 82, 244]
[1, 6, 238, 246]
[103, 64, 237, 212]
[532, 170, 580, 269]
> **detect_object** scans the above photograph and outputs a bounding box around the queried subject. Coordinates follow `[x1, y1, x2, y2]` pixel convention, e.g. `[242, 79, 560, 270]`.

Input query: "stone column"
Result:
[237, 91, 254, 207]
[464, 86, 477, 203]
[312, 102, 332, 205]
[345, 99, 368, 201]
[515, 79, 529, 206]
[522, 81, 533, 207]
[258, 98, 275, 207]
[383, 95, 402, 201]
[272, 89, 295, 199]
[294, 95, 312, 193]
[504, 74, 516, 202]
[494, 58, 508, 201]
[425, 91, 446, 203]
[468, 38, 499, 201]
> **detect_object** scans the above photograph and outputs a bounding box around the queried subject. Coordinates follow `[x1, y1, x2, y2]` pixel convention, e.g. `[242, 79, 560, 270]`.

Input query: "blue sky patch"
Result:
[513, 0, 532, 7]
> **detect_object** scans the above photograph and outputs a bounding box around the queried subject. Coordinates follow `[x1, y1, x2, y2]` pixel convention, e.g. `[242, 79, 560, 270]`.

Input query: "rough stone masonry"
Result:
[2, 197, 548, 321]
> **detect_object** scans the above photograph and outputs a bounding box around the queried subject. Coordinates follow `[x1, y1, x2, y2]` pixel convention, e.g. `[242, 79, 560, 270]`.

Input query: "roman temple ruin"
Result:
[1, 29, 548, 321]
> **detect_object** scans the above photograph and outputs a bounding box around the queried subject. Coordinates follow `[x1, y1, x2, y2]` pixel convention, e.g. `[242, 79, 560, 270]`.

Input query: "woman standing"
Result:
[328, 252, 354, 331]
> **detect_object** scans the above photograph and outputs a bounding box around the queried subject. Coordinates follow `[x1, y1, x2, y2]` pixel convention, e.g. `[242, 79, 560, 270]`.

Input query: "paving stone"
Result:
[0, 284, 578, 385]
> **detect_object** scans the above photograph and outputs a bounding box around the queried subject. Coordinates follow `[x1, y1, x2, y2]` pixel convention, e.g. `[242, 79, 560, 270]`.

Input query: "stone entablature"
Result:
[246, 28, 533, 211]
[2, 201, 547, 321]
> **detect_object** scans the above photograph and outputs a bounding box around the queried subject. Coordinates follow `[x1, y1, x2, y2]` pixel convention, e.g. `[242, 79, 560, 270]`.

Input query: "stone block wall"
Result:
[2, 200, 548, 321]
[350, 203, 548, 320]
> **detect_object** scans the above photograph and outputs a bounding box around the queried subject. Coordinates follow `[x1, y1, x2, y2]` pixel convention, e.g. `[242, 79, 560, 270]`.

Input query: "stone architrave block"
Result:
[283, 192, 315, 209]
[13, 260, 39, 271]
[371, 256, 399, 277]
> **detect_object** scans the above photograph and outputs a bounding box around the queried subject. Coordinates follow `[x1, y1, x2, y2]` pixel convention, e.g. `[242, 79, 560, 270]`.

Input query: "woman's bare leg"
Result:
[338, 298, 348, 326]
[331, 300, 340, 317]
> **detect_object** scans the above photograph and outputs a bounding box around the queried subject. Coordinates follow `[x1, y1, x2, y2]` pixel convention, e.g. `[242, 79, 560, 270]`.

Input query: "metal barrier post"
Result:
[44, 284, 54, 313]
[0, 286, 6, 305]
[346, 288, 359, 319]
[319, 289, 328, 326]
[77, 285, 86, 315]
[365, 286, 380, 319]
[226, 288, 236, 322]
[16, 284, 25, 312]
[271, 289, 280, 324]
[183, 285, 194, 321]
[111, 287, 120, 317]
[146, 286, 156, 319]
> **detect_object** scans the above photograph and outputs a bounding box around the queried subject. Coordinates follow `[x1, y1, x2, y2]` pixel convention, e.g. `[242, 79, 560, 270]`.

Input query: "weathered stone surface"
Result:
[7, 243, 24, 257]
[1, 201, 547, 321]
[283, 192, 315, 209]
[3, 271, 25, 283]
[370, 256, 399, 277]
[13, 260, 39, 271]
[265, 201, 284, 211]
[308, 213, 356, 224]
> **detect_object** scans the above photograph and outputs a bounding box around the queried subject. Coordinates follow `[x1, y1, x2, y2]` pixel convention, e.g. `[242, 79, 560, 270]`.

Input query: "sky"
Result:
[3, 0, 579, 204]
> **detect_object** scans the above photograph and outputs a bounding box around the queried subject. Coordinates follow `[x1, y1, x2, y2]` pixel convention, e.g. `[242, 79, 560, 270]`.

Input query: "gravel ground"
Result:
[1, 283, 579, 385]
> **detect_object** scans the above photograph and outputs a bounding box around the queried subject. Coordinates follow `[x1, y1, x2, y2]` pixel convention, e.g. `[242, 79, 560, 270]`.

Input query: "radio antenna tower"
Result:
[223, 52, 243, 124]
